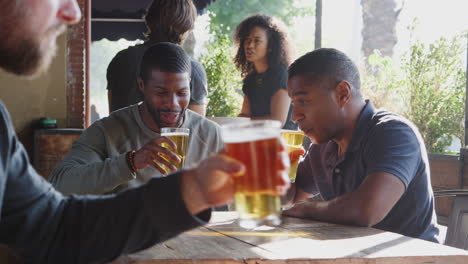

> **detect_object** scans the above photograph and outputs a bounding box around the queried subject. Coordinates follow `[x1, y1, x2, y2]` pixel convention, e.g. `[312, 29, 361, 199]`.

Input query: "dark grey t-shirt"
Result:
[107, 40, 208, 112]
[296, 101, 440, 243]
[0, 101, 209, 263]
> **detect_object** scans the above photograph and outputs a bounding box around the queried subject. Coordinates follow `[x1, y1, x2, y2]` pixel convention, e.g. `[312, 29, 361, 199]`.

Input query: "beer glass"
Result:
[160, 127, 190, 173]
[281, 130, 304, 182]
[221, 120, 285, 228]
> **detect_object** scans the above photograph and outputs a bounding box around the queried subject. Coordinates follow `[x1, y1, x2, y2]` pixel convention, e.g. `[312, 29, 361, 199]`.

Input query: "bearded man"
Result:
[50, 42, 222, 195]
[0, 1, 247, 263]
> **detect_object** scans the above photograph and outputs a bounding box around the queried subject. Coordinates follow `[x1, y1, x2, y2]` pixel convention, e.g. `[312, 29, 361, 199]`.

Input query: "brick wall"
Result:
[34, 0, 89, 180]
[66, 0, 88, 128]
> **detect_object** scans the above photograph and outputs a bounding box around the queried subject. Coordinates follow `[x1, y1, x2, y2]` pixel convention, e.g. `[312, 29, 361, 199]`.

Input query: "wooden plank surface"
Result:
[111, 212, 468, 264]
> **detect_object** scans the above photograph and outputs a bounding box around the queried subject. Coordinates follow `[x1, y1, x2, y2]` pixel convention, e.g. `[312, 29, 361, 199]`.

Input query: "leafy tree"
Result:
[361, 51, 405, 114]
[402, 34, 466, 153]
[199, 31, 243, 117]
[206, 0, 313, 36]
[361, 0, 403, 66]
[361, 33, 466, 154]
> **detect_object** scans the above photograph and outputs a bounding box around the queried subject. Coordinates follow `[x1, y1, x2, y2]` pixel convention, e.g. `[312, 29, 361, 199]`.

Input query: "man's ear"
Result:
[137, 77, 145, 93]
[334, 81, 352, 108]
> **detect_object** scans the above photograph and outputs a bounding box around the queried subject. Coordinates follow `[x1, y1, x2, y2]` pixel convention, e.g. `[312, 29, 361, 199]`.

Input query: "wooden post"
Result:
[465, 33, 468, 146]
[461, 34, 468, 190]
[66, 0, 87, 128]
[85, 0, 91, 127]
[315, 0, 322, 50]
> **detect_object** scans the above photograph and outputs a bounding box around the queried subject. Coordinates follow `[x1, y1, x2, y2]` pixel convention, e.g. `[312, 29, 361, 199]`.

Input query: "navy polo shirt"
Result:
[296, 100, 440, 243]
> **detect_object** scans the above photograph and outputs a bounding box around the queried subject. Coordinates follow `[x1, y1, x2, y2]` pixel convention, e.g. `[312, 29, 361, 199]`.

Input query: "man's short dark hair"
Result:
[139, 42, 191, 82]
[288, 48, 361, 92]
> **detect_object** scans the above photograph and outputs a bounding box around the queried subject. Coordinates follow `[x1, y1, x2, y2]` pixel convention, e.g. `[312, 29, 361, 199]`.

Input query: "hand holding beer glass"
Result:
[132, 129, 188, 174]
[160, 127, 190, 174]
[221, 120, 290, 228]
[281, 130, 305, 182]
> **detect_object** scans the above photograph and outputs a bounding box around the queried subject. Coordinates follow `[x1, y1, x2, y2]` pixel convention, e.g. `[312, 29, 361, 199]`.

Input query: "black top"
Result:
[242, 64, 297, 130]
[0, 101, 210, 263]
[107, 40, 208, 112]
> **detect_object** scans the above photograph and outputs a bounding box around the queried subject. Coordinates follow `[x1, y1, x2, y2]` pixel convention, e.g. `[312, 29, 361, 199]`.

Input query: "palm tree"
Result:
[361, 0, 404, 62]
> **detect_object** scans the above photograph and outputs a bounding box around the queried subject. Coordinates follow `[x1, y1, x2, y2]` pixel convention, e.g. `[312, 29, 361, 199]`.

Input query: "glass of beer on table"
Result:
[281, 130, 304, 182]
[221, 120, 288, 228]
[160, 127, 190, 174]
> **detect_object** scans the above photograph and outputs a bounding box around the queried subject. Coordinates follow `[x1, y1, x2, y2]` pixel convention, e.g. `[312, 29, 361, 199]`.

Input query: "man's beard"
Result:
[146, 101, 186, 129]
[0, 24, 64, 77]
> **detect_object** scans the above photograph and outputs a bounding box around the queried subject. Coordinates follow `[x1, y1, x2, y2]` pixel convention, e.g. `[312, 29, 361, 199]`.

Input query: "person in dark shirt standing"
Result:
[107, 0, 208, 116]
[283, 48, 441, 243]
[235, 14, 297, 130]
[0, 0, 276, 263]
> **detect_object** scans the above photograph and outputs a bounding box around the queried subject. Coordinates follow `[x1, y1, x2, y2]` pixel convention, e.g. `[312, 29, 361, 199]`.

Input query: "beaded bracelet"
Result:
[126, 150, 138, 173]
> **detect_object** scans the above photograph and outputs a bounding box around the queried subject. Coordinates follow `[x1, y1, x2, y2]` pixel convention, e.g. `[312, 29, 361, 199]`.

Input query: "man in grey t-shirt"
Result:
[283, 48, 440, 243]
[50, 43, 222, 195]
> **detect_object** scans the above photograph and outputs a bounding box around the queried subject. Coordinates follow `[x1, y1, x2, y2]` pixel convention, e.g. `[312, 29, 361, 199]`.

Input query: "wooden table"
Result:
[113, 212, 468, 264]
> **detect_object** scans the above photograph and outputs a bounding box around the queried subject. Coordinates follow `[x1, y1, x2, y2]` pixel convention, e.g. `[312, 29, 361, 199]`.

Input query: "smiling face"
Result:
[139, 70, 191, 130]
[0, 0, 81, 76]
[243, 26, 269, 65]
[288, 76, 345, 144]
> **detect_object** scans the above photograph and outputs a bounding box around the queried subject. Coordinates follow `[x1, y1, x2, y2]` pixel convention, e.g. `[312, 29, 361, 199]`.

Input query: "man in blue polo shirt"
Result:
[283, 48, 440, 243]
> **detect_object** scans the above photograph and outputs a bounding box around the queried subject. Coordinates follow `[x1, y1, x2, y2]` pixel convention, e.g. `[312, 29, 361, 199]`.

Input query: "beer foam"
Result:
[222, 128, 279, 143]
[161, 132, 189, 136]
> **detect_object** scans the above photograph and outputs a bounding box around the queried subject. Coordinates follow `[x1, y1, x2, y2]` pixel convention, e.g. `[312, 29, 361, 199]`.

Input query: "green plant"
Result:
[206, 0, 313, 36]
[361, 33, 466, 154]
[200, 31, 243, 117]
[402, 34, 466, 153]
[361, 51, 405, 113]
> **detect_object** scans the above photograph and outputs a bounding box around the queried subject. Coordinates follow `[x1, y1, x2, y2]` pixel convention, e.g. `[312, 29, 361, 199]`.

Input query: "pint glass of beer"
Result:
[160, 127, 190, 174]
[221, 120, 285, 228]
[281, 130, 304, 182]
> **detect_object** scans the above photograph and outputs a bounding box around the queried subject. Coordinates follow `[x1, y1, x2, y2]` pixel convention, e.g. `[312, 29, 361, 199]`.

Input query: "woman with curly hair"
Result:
[235, 14, 297, 129]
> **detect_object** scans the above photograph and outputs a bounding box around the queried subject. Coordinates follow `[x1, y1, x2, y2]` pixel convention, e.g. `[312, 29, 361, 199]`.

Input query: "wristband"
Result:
[126, 150, 137, 173]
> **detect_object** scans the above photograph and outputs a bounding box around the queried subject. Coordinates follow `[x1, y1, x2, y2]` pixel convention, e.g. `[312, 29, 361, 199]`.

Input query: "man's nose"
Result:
[58, 0, 82, 25]
[166, 94, 180, 109]
[291, 107, 304, 123]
